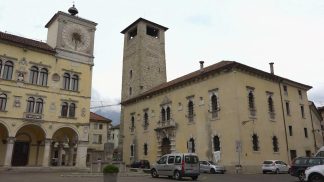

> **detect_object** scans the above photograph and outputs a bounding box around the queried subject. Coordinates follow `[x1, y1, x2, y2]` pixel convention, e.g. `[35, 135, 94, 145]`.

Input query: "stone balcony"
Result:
[24, 112, 43, 120]
[155, 119, 176, 130]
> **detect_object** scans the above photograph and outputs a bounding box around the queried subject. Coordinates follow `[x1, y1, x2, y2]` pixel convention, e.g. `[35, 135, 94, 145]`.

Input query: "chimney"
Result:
[199, 61, 204, 69]
[269, 62, 274, 75]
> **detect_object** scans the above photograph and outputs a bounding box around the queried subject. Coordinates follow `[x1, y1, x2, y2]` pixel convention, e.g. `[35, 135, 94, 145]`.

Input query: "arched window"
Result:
[63, 73, 70, 90]
[161, 108, 166, 121]
[144, 143, 148, 156]
[0, 93, 7, 111]
[27, 97, 35, 113]
[268, 96, 274, 112]
[188, 138, 195, 153]
[213, 135, 220, 151]
[29, 66, 39, 84]
[143, 112, 149, 129]
[39, 68, 48, 86]
[211, 95, 218, 112]
[166, 107, 171, 120]
[61, 102, 68, 117]
[252, 133, 259, 151]
[71, 74, 79, 91]
[248, 91, 255, 110]
[272, 136, 279, 152]
[69, 103, 76, 117]
[3, 61, 13, 80]
[188, 100, 194, 121]
[35, 98, 43, 114]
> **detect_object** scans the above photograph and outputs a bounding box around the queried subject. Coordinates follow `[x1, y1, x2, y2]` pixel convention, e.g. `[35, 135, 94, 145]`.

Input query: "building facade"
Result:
[0, 7, 96, 168]
[109, 124, 120, 150]
[309, 102, 324, 150]
[120, 18, 317, 173]
[87, 112, 112, 166]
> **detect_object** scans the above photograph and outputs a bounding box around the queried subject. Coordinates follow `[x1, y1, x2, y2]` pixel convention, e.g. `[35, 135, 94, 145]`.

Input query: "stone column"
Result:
[42, 139, 52, 167]
[76, 141, 88, 168]
[4, 137, 15, 167]
[57, 142, 63, 166]
[68, 143, 75, 166]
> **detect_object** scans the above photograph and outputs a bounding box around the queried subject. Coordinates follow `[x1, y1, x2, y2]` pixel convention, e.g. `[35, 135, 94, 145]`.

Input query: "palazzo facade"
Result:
[0, 7, 96, 168]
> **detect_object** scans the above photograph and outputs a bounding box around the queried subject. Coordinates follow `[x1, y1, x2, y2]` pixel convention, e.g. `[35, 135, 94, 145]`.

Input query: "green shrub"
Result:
[103, 164, 119, 173]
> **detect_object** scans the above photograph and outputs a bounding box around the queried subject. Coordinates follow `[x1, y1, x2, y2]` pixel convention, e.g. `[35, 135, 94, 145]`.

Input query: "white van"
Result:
[151, 153, 200, 180]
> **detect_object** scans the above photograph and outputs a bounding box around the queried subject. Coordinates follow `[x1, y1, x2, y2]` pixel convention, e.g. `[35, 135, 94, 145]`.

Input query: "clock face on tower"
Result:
[62, 24, 91, 52]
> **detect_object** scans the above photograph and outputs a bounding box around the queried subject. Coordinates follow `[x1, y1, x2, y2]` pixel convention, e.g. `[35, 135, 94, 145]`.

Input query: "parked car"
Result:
[130, 160, 150, 169]
[151, 153, 200, 180]
[290, 157, 324, 181]
[261, 160, 290, 174]
[199, 160, 225, 174]
[304, 164, 324, 182]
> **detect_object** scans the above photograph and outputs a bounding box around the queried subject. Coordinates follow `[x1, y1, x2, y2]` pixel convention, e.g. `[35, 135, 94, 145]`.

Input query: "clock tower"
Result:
[45, 5, 97, 65]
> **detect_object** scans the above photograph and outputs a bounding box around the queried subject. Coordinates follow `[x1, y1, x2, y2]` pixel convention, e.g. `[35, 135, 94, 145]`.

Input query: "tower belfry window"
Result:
[128, 28, 137, 40]
[146, 26, 159, 38]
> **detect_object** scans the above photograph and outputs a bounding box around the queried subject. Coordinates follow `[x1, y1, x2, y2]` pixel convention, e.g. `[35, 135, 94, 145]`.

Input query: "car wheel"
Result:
[191, 176, 198, 181]
[263, 171, 266, 174]
[275, 168, 279, 174]
[168, 176, 173, 179]
[298, 171, 305, 182]
[174, 170, 182, 180]
[151, 169, 159, 178]
[309, 173, 324, 182]
[210, 168, 216, 174]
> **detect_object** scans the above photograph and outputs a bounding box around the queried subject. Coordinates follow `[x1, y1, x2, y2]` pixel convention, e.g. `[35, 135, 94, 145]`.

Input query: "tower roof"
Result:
[45, 11, 97, 28]
[121, 17, 168, 34]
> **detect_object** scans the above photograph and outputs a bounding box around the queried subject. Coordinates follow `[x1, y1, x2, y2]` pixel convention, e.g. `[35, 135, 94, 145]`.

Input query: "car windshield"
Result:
[263, 161, 273, 164]
[208, 161, 216, 165]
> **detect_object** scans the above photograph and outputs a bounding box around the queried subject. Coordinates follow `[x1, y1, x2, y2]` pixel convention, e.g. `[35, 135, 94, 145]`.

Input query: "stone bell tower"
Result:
[120, 18, 168, 101]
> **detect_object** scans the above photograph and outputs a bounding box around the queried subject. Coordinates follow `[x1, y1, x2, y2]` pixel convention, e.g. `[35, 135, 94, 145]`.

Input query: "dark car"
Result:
[130, 160, 150, 169]
[290, 157, 324, 181]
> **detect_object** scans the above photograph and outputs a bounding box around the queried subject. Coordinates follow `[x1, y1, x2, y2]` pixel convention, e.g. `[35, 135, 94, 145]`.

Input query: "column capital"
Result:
[44, 139, 52, 145]
[7, 137, 16, 144]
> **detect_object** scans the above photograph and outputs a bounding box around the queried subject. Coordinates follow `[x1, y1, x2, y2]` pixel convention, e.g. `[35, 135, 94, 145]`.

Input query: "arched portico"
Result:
[0, 123, 9, 166]
[12, 124, 46, 166]
[51, 127, 79, 167]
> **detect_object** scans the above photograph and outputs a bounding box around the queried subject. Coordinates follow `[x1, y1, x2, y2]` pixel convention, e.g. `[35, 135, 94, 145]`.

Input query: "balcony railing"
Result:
[156, 119, 176, 130]
[24, 112, 43, 120]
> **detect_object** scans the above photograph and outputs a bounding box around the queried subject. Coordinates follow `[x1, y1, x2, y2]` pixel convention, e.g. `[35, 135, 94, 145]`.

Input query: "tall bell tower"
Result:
[120, 18, 168, 101]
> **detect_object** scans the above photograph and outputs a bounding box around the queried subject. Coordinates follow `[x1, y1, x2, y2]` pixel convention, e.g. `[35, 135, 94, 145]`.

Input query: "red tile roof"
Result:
[90, 112, 112, 123]
[0, 31, 56, 54]
[121, 61, 312, 105]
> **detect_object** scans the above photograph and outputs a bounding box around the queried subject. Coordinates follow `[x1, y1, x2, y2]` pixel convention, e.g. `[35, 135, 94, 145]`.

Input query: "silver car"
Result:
[151, 153, 200, 180]
[262, 160, 290, 174]
[199, 160, 226, 174]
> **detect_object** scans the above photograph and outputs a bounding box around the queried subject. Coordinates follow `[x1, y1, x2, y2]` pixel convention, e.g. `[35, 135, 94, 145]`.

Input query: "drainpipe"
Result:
[278, 80, 290, 163]
[309, 105, 317, 152]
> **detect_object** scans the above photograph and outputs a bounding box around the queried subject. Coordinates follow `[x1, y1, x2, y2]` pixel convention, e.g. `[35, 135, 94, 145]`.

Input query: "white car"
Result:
[305, 164, 324, 182]
[262, 160, 290, 174]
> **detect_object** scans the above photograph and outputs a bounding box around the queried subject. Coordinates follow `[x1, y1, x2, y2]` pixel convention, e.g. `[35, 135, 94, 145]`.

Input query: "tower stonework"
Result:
[121, 18, 168, 102]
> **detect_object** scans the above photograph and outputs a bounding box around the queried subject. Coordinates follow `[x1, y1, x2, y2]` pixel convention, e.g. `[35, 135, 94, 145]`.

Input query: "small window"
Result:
[188, 100, 194, 122]
[99, 124, 103, 129]
[129, 87, 132, 96]
[290, 150, 297, 161]
[213, 135, 220, 151]
[35, 98, 44, 114]
[211, 94, 218, 118]
[0, 94, 7, 111]
[272, 136, 279, 152]
[166, 107, 171, 120]
[143, 112, 149, 129]
[304, 128, 308, 138]
[29, 66, 39, 84]
[39, 68, 48, 86]
[71, 74, 79, 91]
[248, 91, 255, 110]
[131, 116, 135, 128]
[301, 105, 305, 118]
[3, 61, 13, 80]
[289, 125, 293, 136]
[61, 102, 68, 117]
[129, 70, 133, 79]
[161, 108, 166, 121]
[27, 97, 35, 113]
[128, 28, 137, 40]
[188, 138, 195, 153]
[146, 26, 159, 38]
[63, 73, 70, 90]
[252, 133, 259, 151]
[144, 143, 148, 156]
[130, 144, 135, 157]
[69, 103, 76, 117]
[283, 85, 288, 95]
[306, 151, 312, 158]
[286, 101, 290, 115]
[298, 90, 302, 99]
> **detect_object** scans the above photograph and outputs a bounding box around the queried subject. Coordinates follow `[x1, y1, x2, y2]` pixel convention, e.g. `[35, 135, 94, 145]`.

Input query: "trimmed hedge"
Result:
[103, 164, 119, 173]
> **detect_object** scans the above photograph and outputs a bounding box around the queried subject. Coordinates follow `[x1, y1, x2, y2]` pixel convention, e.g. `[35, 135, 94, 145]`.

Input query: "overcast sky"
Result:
[1, 0, 323, 111]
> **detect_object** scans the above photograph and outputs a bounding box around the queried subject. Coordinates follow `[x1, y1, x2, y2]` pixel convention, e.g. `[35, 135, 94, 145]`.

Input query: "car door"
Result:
[200, 161, 208, 173]
[280, 161, 289, 173]
[156, 156, 168, 176]
[275, 161, 282, 172]
[166, 155, 175, 176]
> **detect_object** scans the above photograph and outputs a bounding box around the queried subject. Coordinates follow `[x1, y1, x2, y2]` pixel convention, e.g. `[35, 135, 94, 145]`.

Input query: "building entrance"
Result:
[161, 137, 171, 155]
[12, 141, 30, 166]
